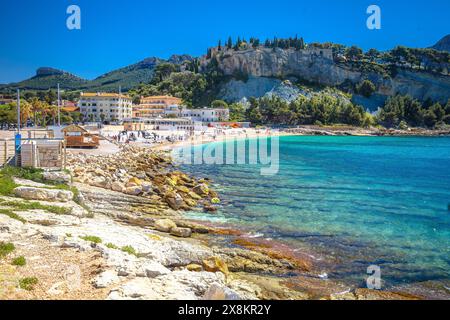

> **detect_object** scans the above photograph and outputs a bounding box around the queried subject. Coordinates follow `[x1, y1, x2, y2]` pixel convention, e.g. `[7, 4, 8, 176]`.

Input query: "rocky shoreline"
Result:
[0, 145, 434, 300]
[282, 125, 450, 137]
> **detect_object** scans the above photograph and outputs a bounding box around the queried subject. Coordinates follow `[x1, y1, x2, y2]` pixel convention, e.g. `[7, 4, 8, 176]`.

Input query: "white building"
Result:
[164, 107, 229, 123]
[78, 92, 133, 122]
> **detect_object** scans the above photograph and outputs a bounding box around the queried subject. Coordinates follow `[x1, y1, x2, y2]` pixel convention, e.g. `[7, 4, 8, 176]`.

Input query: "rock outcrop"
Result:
[14, 186, 73, 202]
[66, 146, 219, 213]
[204, 47, 450, 105]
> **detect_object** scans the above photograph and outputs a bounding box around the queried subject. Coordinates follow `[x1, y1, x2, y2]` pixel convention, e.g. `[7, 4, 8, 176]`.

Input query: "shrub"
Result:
[356, 79, 376, 98]
[0, 174, 18, 196]
[0, 166, 44, 183]
[19, 277, 38, 291]
[0, 242, 15, 258]
[121, 245, 138, 256]
[12, 256, 26, 266]
[80, 235, 102, 244]
[106, 243, 118, 249]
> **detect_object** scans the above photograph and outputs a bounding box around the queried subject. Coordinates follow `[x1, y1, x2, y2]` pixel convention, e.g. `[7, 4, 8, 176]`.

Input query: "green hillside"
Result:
[87, 57, 164, 91]
[0, 67, 89, 91]
[0, 57, 167, 93]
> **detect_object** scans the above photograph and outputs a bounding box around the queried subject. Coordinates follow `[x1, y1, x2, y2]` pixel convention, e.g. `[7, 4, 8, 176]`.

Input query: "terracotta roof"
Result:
[62, 106, 80, 112]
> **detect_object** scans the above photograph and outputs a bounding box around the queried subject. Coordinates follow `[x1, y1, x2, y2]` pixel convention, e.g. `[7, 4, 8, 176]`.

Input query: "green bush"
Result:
[0, 174, 18, 196]
[0, 166, 44, 183]
[80, 235, 102, 244]
[121, 245, 138, 256]
[12, 256, 26, 266]
[19, 277, 38, 291]
[0, 242, 15, 258]
[356, 79, 376, 98]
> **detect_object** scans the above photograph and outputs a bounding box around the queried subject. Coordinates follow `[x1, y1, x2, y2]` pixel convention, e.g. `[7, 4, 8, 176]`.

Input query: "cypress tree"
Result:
[227, 37, 233, 49]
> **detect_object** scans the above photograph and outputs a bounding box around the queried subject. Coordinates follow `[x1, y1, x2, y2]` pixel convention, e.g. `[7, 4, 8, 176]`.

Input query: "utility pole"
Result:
[16, 89, 21, 133]
[57, 83, 61, 126]
[15, 89, 22, 164]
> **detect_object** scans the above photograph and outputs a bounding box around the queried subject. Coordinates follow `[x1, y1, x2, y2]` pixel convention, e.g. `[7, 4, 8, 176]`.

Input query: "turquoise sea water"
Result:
[179, 136, 450, 288]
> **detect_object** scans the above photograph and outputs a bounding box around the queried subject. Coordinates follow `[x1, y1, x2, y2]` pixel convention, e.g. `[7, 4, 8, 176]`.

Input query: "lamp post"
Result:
[15, 89, 22, 165]
[57, 83, 61, 126]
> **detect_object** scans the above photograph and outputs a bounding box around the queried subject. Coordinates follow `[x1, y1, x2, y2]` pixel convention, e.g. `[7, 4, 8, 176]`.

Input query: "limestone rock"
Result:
[141, 182, 153, 193]
[93, 270, 121, 288]
[127, 177, 142, 186]
[90, 177, 108, 188]
[202, 257, 229, 275]
[154, 219, 177, 233]
[193, 184, 209, 196]
[141, 261, 171, 278]
[164, 191, 184, 210]
[188, 192, 202, 200]
[186, 264, 202, 272]
[43, 171, 71, 184]
[14, 186, 73, 202]
[111, 181, 125, 192]
[125, 186, 142, 196]
[170, 227, 192, 238]
[203, 283, 242, 300]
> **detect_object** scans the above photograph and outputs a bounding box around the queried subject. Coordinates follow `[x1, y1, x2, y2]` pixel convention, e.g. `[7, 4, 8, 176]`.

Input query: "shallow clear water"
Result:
[179, 136, 450, 288]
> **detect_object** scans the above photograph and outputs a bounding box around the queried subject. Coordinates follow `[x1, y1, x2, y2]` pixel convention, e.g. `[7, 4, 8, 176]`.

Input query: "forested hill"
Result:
[0, 55, 194, 92]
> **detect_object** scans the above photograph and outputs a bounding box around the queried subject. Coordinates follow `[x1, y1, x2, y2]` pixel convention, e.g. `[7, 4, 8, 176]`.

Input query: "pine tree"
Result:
[218, 40, 222, 50]
[227, 37, 233, 49]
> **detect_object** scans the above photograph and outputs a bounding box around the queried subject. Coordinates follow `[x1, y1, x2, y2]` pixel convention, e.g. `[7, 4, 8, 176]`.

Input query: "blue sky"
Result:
[0, 0, 449, 83]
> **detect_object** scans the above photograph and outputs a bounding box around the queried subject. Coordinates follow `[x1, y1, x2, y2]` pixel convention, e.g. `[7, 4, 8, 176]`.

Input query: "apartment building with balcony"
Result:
[78, 92, 133, 122]
[133, 95, 182, 118]
[164, 106, 230, 123]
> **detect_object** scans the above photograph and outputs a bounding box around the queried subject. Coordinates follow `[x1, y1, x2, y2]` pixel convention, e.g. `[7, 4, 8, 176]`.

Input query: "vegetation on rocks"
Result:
[106, 243, 118, 249]
[80, 235, 102, 244]
[121, 245, 138, 257]
[0, 199, 71, 215]
[0, 209, 27, 223]
[0, 242, 15, 258]
[0, 173, 18, 196]
[18, 277, 38, 291]
[12, 256, 26, 266]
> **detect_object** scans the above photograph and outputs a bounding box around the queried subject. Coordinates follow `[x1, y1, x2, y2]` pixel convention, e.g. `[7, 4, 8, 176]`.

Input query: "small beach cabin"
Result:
[62, 124, 100, 148]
